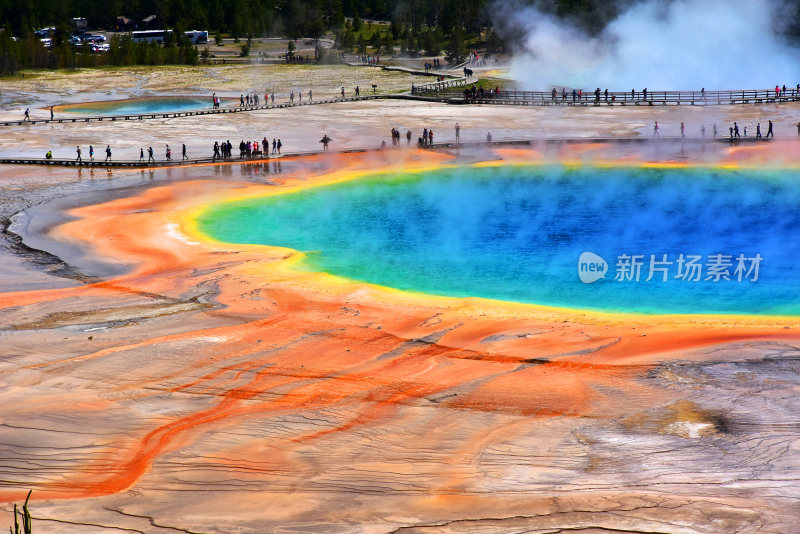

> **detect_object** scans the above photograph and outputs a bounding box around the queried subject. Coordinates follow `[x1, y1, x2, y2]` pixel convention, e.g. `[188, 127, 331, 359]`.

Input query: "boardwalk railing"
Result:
[0, 95, 391, 127]
[5, 86, 797, 130]
[411, 76, 469, 94]
[411, 87, 800, 106]
[0, 137, 772, 169]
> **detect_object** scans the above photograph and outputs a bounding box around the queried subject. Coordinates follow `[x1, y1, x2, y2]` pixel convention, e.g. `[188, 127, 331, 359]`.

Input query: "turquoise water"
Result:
[62, 97, 212, 115]
[196, 165, 800, 315]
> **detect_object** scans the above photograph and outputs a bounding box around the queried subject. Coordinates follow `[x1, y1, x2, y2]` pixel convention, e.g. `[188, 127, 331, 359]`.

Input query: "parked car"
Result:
[34, 27, 55, 38]
[83, 33, 106, 42]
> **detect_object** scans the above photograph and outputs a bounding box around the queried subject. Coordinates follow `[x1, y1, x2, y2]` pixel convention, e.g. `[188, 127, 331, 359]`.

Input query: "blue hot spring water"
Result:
[62, 97, 212, 115]
[196, 165, 800, 315]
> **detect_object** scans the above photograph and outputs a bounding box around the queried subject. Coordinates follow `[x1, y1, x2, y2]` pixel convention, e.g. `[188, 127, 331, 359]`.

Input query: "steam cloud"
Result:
[493, 0, 800, 90]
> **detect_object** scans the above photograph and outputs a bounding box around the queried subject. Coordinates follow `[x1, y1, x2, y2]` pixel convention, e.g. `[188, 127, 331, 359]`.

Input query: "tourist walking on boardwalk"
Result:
[766, 120, 774, 138]
[139, 148, 144, 162]
[309, 89, 313, 101]
[455, 122, 460, 143]
[341, 87, 345, 99]
[429, 129, 434, 145]
[277, 139, 282, 154]
[50, 106, 54, 120]
[89, 145, 94, 161]
[75, 146, 82, 162]
[272, 139, 277, 154]
[487, 132, 492, 143]
[147, 146, 154, 163]
[166, 145, 172, 161]
[182, 143, 188, 160]
[213, 142, 220, 161]
[271, 93, 275, 105]
[734, 122, 741, 138]
[406, 130, 412, 144]
[653, 121, 659, 136]
[757, 123, 762, 139]
[240, 94, 244, 107]
[713, 124, 717, 137]
[105, 145, 112, 161]
[320, 134, 333, 151]
[23, 108, 30, 121]
[680, 122, 685, 137]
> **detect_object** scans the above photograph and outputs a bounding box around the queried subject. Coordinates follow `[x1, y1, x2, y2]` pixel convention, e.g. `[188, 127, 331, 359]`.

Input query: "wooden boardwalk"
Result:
[411, 87, 800, 106]
[5, 85, 797, 129]
[0, 137, 770, 169]
[0, 151, 362, 168]
[0, 95, 394, 127]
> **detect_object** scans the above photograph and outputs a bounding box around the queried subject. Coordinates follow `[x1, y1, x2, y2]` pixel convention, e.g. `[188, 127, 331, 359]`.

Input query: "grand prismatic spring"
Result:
[2, 73, 800, 532]
[195, 163, 800, 315]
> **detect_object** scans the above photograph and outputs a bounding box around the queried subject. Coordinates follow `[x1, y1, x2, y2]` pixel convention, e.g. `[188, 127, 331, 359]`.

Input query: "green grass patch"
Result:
[468, 78, 510, 90]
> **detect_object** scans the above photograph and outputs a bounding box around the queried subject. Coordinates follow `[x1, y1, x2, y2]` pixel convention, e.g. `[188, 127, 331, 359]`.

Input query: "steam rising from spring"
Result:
[493, 0, 800, 90]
